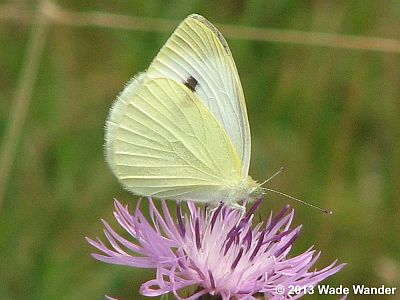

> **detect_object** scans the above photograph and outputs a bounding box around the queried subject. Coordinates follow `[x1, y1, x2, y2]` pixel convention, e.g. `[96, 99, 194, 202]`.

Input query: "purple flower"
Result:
[87, 198, 345, 299]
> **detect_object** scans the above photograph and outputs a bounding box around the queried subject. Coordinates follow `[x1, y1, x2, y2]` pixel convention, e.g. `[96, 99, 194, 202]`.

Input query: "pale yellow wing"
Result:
[144, 14, 251, 177]
[105, 77, 243, 202]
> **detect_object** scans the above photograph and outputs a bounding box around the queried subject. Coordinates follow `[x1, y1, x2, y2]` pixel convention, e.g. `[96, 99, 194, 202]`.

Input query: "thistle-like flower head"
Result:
[87, 198, 345, 299]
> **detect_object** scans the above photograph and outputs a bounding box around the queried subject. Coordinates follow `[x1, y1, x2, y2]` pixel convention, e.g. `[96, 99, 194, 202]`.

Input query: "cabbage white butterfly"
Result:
[105, 14, 263, 209]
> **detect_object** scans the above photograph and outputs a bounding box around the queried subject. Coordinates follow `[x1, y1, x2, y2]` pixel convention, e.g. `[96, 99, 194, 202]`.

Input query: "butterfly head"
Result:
[243, 176, 264, 198]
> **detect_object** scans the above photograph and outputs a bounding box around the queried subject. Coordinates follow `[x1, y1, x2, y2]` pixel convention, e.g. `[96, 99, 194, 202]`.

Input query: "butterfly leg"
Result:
[228, 202, 246, 214]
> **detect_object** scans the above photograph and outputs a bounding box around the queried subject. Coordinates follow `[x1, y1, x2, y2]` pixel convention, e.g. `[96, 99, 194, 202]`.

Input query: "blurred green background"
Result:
[1, 0, 399, 299]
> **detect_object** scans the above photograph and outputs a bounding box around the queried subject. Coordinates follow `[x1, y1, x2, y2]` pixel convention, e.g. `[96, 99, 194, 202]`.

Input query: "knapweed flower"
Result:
[87, 198, 345, 299]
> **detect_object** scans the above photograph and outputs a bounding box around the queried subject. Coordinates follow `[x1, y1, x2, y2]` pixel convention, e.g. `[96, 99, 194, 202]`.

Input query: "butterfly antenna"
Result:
[262, 188, 333, 214]
[259, 167, 285, 186]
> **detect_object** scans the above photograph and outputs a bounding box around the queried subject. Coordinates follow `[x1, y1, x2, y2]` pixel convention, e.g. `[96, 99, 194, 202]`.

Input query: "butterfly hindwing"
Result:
[106, 77, 243, 201]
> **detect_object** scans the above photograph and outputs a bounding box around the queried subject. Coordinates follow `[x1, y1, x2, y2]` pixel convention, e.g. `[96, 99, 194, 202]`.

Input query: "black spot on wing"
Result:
[183, 76, 198, 92]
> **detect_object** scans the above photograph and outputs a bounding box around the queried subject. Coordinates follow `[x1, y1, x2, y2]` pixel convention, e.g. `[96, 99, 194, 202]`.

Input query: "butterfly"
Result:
[105, 14, 263, 209]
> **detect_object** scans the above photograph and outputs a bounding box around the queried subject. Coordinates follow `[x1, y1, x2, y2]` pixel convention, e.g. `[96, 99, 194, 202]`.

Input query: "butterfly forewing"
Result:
[144, 14, 251, 177]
